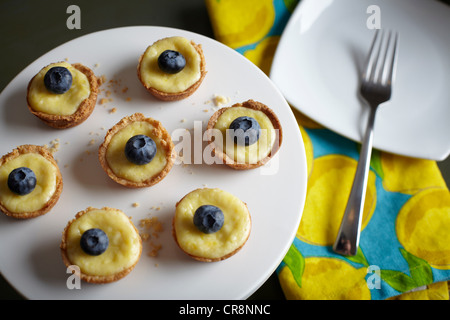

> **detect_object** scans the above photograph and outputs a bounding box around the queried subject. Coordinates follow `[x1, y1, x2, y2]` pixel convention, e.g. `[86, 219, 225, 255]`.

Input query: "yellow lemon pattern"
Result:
[244, 36, 280, 75]
[206, 0, 275, 49]
[298, 155, 376, 246]
[381, 153, 447, 194]
[396, 188, 450, 270]
[279, 256, 371, 300]
[207, 0, 450, 300]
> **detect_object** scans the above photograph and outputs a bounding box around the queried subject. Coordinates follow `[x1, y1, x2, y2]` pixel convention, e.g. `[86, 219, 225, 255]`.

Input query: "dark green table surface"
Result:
[1, 0, 449, 301]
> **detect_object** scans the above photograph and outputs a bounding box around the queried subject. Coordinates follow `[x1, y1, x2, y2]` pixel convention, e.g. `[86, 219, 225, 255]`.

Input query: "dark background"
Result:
[1, 0, 449, 300]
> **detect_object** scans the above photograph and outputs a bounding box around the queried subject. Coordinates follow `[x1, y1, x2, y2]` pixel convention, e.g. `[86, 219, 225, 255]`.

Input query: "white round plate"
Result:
[271, 0, 450, 161]
[0, 26, 306, 299]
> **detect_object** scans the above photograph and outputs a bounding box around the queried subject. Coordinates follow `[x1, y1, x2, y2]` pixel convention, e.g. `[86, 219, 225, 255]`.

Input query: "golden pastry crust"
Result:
[26, 62, 99, 129]
[172, 188, 252, 262]
[60, 206, 142, 284]
[137, 39, 207, 101]
[206, 99, 283, 170]
[0, 145, 63, 219]
[98, 113, 175, 188]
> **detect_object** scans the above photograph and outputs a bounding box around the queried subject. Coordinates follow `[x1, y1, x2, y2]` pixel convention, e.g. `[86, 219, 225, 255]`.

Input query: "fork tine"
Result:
[370, 30, 385, 83]
[363, 29, 380, 82]
[384, 31, 398, 86]
[363, 30, 398, 87]
[379, 30, 392, 83]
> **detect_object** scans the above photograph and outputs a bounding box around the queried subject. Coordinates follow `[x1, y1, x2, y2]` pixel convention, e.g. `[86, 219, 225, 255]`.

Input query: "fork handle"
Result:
[333, 105, 377, 256]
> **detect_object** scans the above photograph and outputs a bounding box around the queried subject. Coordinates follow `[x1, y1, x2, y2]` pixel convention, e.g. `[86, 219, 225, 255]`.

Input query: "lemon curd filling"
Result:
[28, 62, 90, 116]
[0, 153, 57, 213]
[65, 208, 141, 276]
[213, 107, 276, 164]
[106, 121, 167, 182]
[139, 36, 201, 93]
[174, 188, 251, 260]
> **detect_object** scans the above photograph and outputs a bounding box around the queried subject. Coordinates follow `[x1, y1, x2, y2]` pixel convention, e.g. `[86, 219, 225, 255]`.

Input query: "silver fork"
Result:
[333, 29, 398, 256]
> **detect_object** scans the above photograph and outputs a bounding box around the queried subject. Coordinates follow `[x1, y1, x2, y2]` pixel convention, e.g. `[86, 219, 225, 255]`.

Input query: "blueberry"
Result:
[125, 134, 157, 165]
[193, 205, 224, 234]
[80, 228, 109, 256]
[44, 66, 73, 94]
[158, 50, 186, 74]
[229, 116, 261, 146]
[7, 167, 37, 196]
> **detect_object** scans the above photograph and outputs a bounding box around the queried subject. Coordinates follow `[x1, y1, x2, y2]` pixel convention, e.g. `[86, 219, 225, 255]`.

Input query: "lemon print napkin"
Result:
[205, 0, 450, 300]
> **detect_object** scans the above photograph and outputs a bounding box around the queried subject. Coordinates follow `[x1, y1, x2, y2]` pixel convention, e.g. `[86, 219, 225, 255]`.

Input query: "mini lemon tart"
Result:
[173, 188, 251, 262]
[137, 36, 206, 101]
[60, 206, 142, 284]
[98, 113, 175, 188]
[0, 145, 63, 219]
[206, 99, 283, 169]
[27, 61, 99, 129]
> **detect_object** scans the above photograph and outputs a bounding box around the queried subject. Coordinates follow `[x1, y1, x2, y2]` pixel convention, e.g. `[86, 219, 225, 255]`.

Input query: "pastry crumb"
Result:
[139, 216, 164, 257]
[213, 94, 230, 106]
[96, 75, 130, 108]
[109, 107, 117, 114]
[45, 139, 60, 154]
[148, 244, 162, 257]
[139, 216, 163, 231]
[132, 202, 140, 208]
[99, 75, 107, 86]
